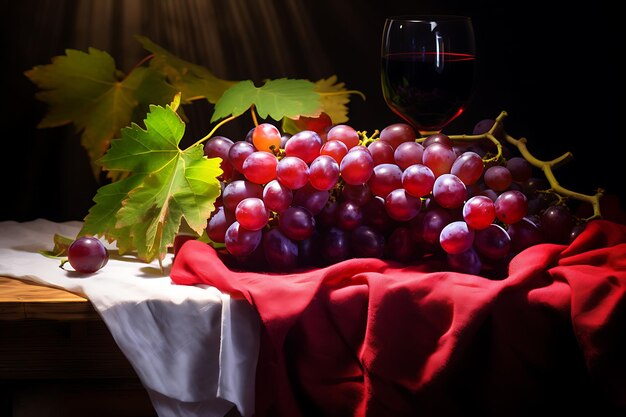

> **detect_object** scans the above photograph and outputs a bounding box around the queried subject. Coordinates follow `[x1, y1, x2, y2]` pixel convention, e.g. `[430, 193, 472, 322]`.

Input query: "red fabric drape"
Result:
[171, 219, 626, 417]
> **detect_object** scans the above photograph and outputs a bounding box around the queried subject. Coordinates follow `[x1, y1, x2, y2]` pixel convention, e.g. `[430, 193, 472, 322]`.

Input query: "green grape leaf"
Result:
[25, 47, 177, 176]
[136, 35, 238, 104]
[80, 100, 222, 264]
[211, 78, 321, 123]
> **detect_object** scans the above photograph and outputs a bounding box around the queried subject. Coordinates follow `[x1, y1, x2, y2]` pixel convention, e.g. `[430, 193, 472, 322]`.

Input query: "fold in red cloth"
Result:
[171, 219, 626, 417]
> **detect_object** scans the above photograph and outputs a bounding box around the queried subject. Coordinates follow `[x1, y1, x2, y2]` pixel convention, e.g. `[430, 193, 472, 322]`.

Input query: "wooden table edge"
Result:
[0, 276, 100, 321]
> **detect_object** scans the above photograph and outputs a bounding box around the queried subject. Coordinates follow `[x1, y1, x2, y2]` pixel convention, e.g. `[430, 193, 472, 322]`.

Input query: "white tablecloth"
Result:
[0, 219, 260, 417]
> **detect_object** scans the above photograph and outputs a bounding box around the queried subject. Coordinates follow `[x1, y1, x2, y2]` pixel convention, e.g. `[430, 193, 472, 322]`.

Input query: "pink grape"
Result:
[394, 141, 424, 170]
[384, 189, 422, 221]
[276, 156, 309, 190]
[262, 179, 293, 213]
[494, 190, 528, 224]
[242, 151, 278, 184]
[402, 164, 435, 198]
[368, 163, 403, 198]
[339, 147, 374, 185]
[412, 205, 454, 246]
[298, 232, 322, 268]
[316, 200, 338, 229]
[432, 174, 468, 209]
[472, 118, 504, 139]
[368, 140, 395, 165]
[320, 140, 348, 164]
[379, 123, 416, 149]
[439, 221, 475, 255]
[451, 151, 484, 185]
[463, 195, 496, 230]
[326, 124, 360, 149]
[235, 197, 269, 231]
[309, 155, 339, 191]
[285, 130, 323, 163]
[422, 142, 457, 177]
[422, 133, 453, 148]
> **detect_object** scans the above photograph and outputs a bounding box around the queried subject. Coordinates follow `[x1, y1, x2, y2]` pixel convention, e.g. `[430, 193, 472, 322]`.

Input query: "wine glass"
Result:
[381, 15, 477, 137]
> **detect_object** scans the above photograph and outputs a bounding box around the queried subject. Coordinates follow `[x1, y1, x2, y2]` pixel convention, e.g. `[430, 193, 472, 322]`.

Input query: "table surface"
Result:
[0, 275, 99, 321]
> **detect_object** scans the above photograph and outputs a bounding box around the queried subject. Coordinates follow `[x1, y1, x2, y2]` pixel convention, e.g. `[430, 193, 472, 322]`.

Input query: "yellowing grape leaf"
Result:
[136, 35, 238, 104]
[25, 47, 177, 176]
[80, 99, 222, 265]
[281, 76, 366, 134]
[211, 78, 321, 123]
[315, 75, 364, 124]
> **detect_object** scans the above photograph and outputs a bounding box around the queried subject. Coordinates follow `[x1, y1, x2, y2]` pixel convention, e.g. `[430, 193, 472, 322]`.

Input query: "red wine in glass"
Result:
[381, 16, 477, 137]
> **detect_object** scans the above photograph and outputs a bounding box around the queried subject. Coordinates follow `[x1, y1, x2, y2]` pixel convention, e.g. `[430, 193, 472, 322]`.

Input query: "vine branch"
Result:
[448, 111, 603, 220]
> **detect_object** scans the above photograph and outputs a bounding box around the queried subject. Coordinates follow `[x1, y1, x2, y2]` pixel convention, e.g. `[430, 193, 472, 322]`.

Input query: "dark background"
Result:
[1, 0, 624, 222]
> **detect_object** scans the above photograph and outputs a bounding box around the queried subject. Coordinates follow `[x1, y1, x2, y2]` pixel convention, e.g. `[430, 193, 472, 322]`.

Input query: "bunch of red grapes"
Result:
[202, 115, 583, 277]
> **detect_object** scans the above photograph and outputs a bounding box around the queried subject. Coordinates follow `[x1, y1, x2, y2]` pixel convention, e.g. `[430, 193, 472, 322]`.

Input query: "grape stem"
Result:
[250, 105, 259, 127]
[448, 110, 603, 220]
[189, 114, 239, 149]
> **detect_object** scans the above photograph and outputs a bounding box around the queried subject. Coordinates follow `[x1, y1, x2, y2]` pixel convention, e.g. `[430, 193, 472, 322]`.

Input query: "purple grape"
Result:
[336, 200, 363, 231]
[224, 221, 262, 257]
[263, 228, 298, 272]
[321, 228, 351, 264]
[67, 236, 109, 273]
[474, 223, 511, 260]
[222, 180, 263, 212]
[278, 206, 316, 241]
[540, 205, 574, 244]
[386, 226, 417, 263]
[447, 247, 482, 275]
[293, 184, 330, 216]
[207, 206, 235, 243]
[507, 217, 543, 253]
[350, 225, 385, 258]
